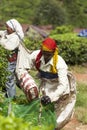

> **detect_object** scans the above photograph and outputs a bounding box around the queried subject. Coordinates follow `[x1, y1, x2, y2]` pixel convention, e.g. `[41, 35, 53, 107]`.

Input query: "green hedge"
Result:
[0, 47, 8, 90]
[50, 33, 87, 65]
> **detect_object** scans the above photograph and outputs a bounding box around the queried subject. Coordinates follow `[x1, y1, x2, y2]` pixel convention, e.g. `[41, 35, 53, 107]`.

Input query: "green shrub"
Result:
[24, 37, 41, 50]
[50, 25, 74, 35]
[50, 32, 87, 65]
[0, 46, 8, 90]
[0, 97, 56, 130]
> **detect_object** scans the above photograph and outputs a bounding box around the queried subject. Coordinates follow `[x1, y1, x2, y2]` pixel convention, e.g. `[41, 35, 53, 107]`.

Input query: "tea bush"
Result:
[0, 46, 8, 90]
[50, 26, 87, 65]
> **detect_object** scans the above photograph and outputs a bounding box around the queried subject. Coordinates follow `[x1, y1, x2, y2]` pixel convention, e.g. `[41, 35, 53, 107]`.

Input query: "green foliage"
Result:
[0, 0, 87, 27]
[63, 0, 87, 27]
[33, 0, 67, 26]
[0, 97, 56, 130]
[0, 112, 55, 130]
[0, 114, 31, 130]
[0, 46, 8, 90]
[0, 0, 41, 24]
[50, 27, 87, 65]
[50, 25, 74, 35]
[24, 37, 41, 50]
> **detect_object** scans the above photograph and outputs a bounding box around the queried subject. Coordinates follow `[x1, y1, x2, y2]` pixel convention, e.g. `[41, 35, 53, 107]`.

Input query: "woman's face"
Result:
[42, 50, 54, 64]
[6, 24, 14, 34]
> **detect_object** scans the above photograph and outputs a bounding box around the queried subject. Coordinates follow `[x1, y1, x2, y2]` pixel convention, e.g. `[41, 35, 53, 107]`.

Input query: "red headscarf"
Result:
[42, 37, 57, 52]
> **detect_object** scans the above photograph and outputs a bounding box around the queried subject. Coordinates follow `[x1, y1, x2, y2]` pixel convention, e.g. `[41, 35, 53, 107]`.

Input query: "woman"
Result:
[0, 18, 24, 97]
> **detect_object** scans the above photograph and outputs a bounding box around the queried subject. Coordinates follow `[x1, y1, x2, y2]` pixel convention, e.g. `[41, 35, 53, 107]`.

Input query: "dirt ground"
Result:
[63, 116, 87, 130]
[63, 71, 87, 130]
